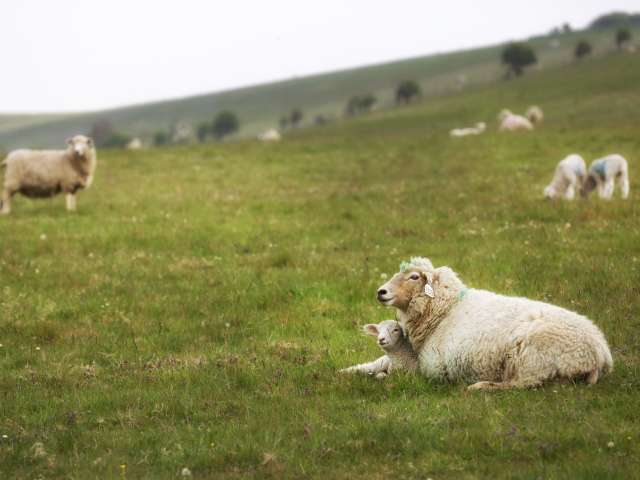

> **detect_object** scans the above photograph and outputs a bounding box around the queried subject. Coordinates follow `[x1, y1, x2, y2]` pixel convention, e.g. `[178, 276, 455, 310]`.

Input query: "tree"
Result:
[279, 116, 289, 130]
[501, 43, 537, 77]
[616, 28, 632, 50]
[345, 94, 377, 116]
[88, 119, 115, 147]
[290, 109, 303, 128]
[153, 131, 169, 146]
[562, 23, 572, 34]
[395, 80, 421, 105]
[575, 40, 592, 60]
[196, 122, 210, 142]
[101, 132, 131, 149]
[212, 111, 239, 140]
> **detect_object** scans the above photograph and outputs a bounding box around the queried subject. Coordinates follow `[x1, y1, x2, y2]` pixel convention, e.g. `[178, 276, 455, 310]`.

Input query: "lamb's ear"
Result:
[363, 324, 379, 336]
[66, 138, 73, 145]
[420, 271, 435, 298]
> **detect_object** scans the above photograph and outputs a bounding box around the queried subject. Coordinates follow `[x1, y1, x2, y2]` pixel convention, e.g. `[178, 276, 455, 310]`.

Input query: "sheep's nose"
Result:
[377, 288, 388, 298]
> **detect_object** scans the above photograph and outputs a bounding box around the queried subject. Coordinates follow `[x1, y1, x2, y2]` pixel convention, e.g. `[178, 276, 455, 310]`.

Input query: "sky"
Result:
[1, 0, 637, 113]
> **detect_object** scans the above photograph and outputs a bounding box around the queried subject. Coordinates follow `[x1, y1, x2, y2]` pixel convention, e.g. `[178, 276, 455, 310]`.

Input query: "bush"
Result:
[501, 43, 537, 77]
[290, 109, 303, 128]
[153, 131, 169, 146]
[212, 111, 239, 140]
[575, 40, 592, 59]
[616, 28, 632, 50]
[345, 94, 377, 116]
[196, 122, 210, 142]
[395, 81, 421, 105]
[101, 133, 131, 149]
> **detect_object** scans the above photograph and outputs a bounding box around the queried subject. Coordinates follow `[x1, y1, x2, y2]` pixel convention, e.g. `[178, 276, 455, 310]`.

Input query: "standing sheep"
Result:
[1, 135, 97, 214]
[498, 109, 533, 132]
[340, 320, 418, 379]
[544, 154, 586, 200]
[374, 257, 613, 390]
[526, 105, 544, 125]
[581, 154, 630, 200]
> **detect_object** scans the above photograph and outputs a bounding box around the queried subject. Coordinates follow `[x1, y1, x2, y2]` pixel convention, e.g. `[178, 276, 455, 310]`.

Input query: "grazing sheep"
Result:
[258, 129, 281, 142]
[544, 154, 587, 200]
[450, 122, 486, 138]
[581, 154, 630, 200]
[526, 105, 544, 125]
[340, 320, 418, 379]
[375, 257, 613, 390]
[498, 109, 533, 131]
[1, 135, 97, 214]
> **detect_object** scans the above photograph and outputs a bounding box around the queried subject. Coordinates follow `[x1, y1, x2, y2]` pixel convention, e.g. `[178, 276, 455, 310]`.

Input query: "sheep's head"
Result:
[363, 320, 405, 351]
[544, 185, 557, 199]
[377, 257, 434, 311]
[580, 174, 597, 198]
[67, 135, 94, 160]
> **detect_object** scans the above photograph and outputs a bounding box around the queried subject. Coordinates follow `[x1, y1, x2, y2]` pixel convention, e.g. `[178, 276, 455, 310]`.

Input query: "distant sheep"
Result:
[340, 320, 418, 379]
[375, 257, 613, 390]
[544, 154, 586, 200]
[1, 135, 97, 214]
[450, 122, 486, 138]
[526, 105, 544, 125]
[257, 129, 281, 143]
[581, 154, 630, 199]
[498, 109, 533, 131]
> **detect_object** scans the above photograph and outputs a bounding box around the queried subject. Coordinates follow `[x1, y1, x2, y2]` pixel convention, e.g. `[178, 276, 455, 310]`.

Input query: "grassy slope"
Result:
[1, 53, 640, 479]
[0, 27, 637, 150]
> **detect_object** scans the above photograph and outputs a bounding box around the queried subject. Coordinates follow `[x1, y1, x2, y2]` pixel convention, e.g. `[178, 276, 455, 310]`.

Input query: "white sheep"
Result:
[340, 320, 418, 379]
[449, 122, 486, 138]
[544, 154, 586, 200]
[581, 154, 630, 200]
[375, 257, 613, 390]
[498, 109, 533, 132]
[526, 105, 544, 125]
[257, 129, 281, 143]
[1, 135, 97, 214]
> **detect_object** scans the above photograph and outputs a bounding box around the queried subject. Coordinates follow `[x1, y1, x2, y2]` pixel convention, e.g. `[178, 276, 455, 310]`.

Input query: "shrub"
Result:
[501, 43, 537, 77]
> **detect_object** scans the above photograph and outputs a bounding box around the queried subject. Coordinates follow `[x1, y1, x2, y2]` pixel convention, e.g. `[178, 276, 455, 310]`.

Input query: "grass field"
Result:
[1, 52, 640, 479]
[1, 25, 638, 150]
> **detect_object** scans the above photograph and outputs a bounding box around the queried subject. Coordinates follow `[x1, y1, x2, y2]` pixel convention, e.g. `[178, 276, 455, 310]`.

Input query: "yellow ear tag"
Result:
[424, 284, 435, 298]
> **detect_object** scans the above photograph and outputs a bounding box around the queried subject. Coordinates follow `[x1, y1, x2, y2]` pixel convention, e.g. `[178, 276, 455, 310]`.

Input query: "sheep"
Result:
[340, 320, 419, 379]
[581, 154, 630, 200]
[258, 129, 281, 143]
[526, 105, 544, 125]
[375, 257, 613, 390]
[449, 122, 486, 138]
[544, 154, 587, 200]
[1, 135, 97, 215]
[498, 109, 533, 131]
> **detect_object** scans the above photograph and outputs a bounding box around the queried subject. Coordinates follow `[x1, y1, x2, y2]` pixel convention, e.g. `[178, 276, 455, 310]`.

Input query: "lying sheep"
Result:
[340, 320, 418, 379]
[526, 105, 544, 125]
[449, 122, 486, 138]
[544, 154, 586, 200]
[581, 154, 630, 200]
[257, 128, 281, 142]
[1, 135, 97, 214]
[374, 257, 613, 390]
[498, 109, 533, 132]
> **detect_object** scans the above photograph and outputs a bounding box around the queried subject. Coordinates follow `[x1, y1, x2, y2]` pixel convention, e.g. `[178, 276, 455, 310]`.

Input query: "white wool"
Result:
[544, 154, 586, 200]
[582, 154, 630, 200]
[450, 122, 486, 137]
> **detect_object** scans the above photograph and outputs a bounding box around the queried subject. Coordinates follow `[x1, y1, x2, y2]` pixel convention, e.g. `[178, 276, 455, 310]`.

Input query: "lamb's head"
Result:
[544, 185, 557, 199]
[580, 174, 597, 198]
[67, 135, 95, 160]
[377, 257, 435, 310]
[363, 320, 405, 352]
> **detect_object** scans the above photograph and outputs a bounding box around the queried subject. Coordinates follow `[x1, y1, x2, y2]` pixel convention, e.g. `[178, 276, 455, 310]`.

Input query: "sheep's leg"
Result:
[65, 193, 77, 211]
[601, 179, 614, 199]
[467, 377, 544, 391]
[564, 184, 575, 200]
[340, 355, 391, 376]
[619, 174, 629, 199]
[1, 188, 12, 215]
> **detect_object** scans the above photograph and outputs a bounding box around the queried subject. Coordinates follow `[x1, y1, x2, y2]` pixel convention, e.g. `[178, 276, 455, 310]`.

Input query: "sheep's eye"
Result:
[409, 273, 420, 280]
[393, 328, 400, 332]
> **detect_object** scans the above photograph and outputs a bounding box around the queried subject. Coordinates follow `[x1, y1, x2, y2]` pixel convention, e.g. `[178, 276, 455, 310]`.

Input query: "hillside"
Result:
[0, 25, 637, 150]
[1, 51, 639, 478]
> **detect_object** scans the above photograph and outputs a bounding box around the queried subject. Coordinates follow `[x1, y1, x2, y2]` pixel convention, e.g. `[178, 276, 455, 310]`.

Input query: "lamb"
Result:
[526, 105, 544, 125]
[498, 109, 533, 132]
[375, 257, 613, 390]
[544, 154, 587, 200]
[1, 135, 97, 214]
[581, 154, 630, 200]
[257, 128, 281, 142]
[449, 122, 486, 138]
[340, 320, 418, 378]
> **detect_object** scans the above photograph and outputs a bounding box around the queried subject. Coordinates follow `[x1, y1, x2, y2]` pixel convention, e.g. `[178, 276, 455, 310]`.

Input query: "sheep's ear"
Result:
[87, 137, 93, 146]
[363, 324, 379, 336]
[66, 138, 73, 145]
[421, 271, 435, 298]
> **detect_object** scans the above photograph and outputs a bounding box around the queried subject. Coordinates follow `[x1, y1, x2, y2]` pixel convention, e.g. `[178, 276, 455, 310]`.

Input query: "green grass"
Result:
[1, 52, 640, 479]
[1, 26, 638, 150]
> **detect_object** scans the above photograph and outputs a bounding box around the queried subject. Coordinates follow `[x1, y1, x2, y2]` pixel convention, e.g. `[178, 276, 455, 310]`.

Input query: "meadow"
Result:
[1, 52, 640, 479]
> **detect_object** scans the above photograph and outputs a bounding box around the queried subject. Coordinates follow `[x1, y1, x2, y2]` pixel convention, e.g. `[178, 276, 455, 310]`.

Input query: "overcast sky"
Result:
[1, 0, 637, 113]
